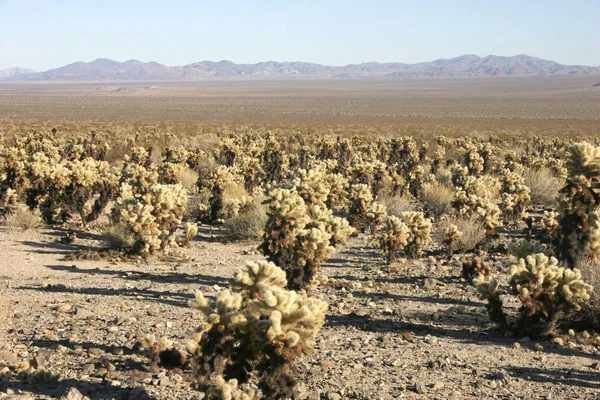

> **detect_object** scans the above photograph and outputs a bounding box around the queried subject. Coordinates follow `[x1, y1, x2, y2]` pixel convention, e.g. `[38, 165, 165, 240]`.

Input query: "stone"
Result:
[326, 392, 341, 400]
[82, 363, 95, 374]
[432, 382, 445, 391]
[402, 332, 412, 342]
[60, 387, 90, 400]
[415, 380, 427, 394]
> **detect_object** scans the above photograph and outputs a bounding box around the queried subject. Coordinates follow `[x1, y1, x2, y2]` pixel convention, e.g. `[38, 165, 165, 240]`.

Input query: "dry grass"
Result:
[434, 214, 487, 253]
[378, 194, 418, 217]
[572, 257, 600, 330]
[178, 167, 200, 193]
[421, 182, 454, 218]
[523, 168, 563, 207]
[2, 208, 45, 230]
[101, 223, 134, 250]
[223, 203, 267, 241]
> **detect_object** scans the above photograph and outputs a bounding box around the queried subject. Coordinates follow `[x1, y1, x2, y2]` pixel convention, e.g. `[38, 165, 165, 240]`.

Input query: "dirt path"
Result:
[1, 226, 599, 399]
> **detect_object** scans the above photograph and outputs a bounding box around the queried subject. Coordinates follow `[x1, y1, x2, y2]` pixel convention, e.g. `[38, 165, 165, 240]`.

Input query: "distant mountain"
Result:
[3, 55, 600, 82]
[0, 67, 36, 78]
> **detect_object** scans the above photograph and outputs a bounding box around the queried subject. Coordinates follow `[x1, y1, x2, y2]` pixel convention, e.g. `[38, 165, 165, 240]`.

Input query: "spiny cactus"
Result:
[400, 211, 432, 258]
[554, 142, 600, 267]
[443, 224, 462, 257]
[462, 256, 490, 281]
[259, 188, 334, 290]
[111, 183, 187, 256]
[377, 216, 410, 264]
[499, 169, 531, 220]
[477, 252, 593, 338]
[366, 201, 387, 236]
[348, 183, 374, 232]
[188, 261, 327, 399]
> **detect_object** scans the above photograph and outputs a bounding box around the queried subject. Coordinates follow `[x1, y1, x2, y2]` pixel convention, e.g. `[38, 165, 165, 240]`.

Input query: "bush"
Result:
[2, 207, 44, 230]
[523, 168, 562, 207]
[188, 261, 327, 399]
[224, 202, 268, 241]
[434, 215, 487, 253]
[378, 193, 418, 218]
[420, 182, 453, 218]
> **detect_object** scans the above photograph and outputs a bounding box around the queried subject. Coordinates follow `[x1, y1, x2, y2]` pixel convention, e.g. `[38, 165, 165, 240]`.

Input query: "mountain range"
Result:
[2, 54, 600, 82]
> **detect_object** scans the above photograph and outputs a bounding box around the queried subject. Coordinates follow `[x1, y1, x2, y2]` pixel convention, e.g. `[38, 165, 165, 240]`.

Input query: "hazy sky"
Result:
[1, 0, 599, 71]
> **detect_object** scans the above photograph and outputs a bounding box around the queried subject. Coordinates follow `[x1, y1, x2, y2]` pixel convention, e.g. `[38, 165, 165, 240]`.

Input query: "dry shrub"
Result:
[421, 182, 453, 218]
[223, 202, 267, 240]
[178, 167, 200, 193]
[2, 208, 45, 230]
[523, 168, 562, 207]
[435, 168, 452, 186]
[572, 257, 600, 329]
[379, 193, 418, 218]
[101, 223, 135, 250]
[435, 214, 487, 253]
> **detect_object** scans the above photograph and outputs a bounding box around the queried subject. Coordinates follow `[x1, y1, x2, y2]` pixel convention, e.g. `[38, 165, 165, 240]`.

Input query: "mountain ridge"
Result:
[3, 54, 600, 82]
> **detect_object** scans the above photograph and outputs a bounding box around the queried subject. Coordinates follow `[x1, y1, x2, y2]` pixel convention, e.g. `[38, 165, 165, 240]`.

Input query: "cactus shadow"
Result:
[0, 378, 154, 400]
[504, 366, 600, 389]
[45, 264, 227, 286]
[18, 240, 94, 255]
[17, 284, 193, 308]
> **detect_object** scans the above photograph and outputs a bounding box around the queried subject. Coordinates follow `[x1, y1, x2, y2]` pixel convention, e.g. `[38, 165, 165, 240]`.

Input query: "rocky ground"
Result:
[0, 225, 599, 400]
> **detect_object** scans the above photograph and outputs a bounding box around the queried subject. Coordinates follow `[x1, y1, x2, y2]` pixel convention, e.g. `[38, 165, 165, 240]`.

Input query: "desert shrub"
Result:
[2, 207, 44, 230]
[378, 193, 418, 218]
[571, 257, 600, 330]
[476, 252, 592, 338]
[421, 182, 453, 218]
[224, 202, 268, 241]
[110, 183, 187, 256]
[434, 215, 487, 253]
[523, 168, 561, 207]
[188, 260, 327, 399]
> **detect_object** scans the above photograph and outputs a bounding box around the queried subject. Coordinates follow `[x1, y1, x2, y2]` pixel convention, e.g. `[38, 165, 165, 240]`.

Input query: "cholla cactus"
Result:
[366, 201, 387, 236]
[462, 256, 490, 281]
[508, 253, 592, 337]
[400, 211, 432, 258]
[189, 261, 327, 399]
[348, 183, 374, 232]
[111, 183, 187, 256]
[377, 216, 410, 264]
[431, 145, 446, 174]
[181, 222, 198, 246]
[306, 205, 354, 247]
[325, 173, 349, 209]
[540, 211, 560, 242]
[259, 188, 334, 290]
[209, 377, 261, 400]
[499, 169, 531, 220]
[554, 142, 600, 266]
[443, 224, 462, 257]
[464, 144, 484, 177]
[294, 167, 330, 207]
[25, 155, 118, 224]
[475, 276, 508, 330]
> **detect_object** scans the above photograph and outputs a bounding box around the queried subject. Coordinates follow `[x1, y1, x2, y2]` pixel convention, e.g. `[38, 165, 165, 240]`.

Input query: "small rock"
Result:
[159, 377, 170, 387]
[82, 363, 95, 374]
[402, 332, 412, 342]
[423, 278, 441, 290]
[414, 380, 427, 394]
[424, 334, 438, 344]
[513, 343, 521, 349]
[326, 392, 341, 400]
[534, 343, 544, 352]
[518, 336, 531, 343]
[432, 381, 444, 391]
[108, 326, 119, 333]
[60, 387, 90, 400]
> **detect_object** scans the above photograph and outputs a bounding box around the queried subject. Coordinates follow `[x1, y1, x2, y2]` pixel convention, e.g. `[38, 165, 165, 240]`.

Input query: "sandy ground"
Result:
[0, 225, 599, 400]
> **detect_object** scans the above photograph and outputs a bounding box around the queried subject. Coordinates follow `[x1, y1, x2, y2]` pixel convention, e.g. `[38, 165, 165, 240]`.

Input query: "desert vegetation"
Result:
[1, 80, 600, 399]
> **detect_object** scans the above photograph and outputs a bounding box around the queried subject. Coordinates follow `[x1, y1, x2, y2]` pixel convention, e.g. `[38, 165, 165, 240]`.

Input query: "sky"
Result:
[0, 0, 599, 71]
